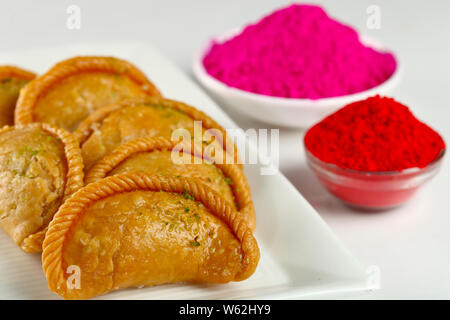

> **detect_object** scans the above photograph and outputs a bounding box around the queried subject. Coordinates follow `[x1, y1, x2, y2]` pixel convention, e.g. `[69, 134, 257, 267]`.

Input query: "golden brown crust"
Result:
[42, 172, 259, 297]
[21, 228, 47, 253]
[74, 96, 241, 167]
[85, 136, 255, 230]
[0, 123, 84, 252]
[0, 66, 36, 126]
[14, 56, 161, 127]
[0, 66, 36, 80]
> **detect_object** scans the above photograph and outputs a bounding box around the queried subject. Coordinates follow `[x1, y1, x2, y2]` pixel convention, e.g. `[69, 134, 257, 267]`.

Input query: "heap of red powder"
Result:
[203, 4, 397, 99]
[304, 96, 446, 172]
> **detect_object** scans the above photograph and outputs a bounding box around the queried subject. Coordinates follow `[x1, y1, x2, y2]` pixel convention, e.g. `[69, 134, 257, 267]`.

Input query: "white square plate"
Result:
[0, 43, 367, 299]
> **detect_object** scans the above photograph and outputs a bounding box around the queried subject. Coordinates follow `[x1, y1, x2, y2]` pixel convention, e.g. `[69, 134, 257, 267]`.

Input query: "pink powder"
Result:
[202, 4, 397, 99]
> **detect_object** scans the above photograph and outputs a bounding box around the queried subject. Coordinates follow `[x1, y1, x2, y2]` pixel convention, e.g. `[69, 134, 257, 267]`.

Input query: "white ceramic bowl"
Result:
[193, 31, 401, 128]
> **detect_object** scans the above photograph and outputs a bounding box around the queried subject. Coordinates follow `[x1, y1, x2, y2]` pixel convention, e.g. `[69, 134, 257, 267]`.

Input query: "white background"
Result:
[0, 0, 449, 299]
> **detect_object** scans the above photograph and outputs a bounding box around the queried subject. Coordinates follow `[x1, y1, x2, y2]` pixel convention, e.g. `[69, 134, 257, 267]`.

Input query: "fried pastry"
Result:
[85, 136, 255, 229]
[0, 123, 84, 252]
[42, 172, 259, 300]
[74, 97, 241, 172]
[0, 66, 35, 126]
[15, 56, 161, 131]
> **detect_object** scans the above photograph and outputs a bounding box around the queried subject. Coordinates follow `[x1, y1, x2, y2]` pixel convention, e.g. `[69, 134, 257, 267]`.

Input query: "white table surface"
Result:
[1, 0, 449, 299]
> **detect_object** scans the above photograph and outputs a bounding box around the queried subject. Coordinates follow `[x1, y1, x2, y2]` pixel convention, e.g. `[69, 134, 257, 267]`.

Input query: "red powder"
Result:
[203, 4, 397, 99]
[304, 96, 446, 172]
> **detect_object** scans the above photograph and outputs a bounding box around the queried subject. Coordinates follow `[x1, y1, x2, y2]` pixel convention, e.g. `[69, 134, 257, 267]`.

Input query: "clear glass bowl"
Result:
[305, 148, 445, 210]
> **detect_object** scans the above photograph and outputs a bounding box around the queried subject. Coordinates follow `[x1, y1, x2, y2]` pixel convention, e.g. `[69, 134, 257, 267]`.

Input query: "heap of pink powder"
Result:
[202, 4, 397, 99]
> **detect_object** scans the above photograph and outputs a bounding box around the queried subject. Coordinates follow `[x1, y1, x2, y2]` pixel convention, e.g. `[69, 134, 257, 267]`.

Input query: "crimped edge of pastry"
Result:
[42, 172, 260, 297]
[14, 56, 162, 125]
[0, 65, 36, 80]
[85, 136, 255, 230]
[73, 96, 242, 167]
[0, 123, 84, 252]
